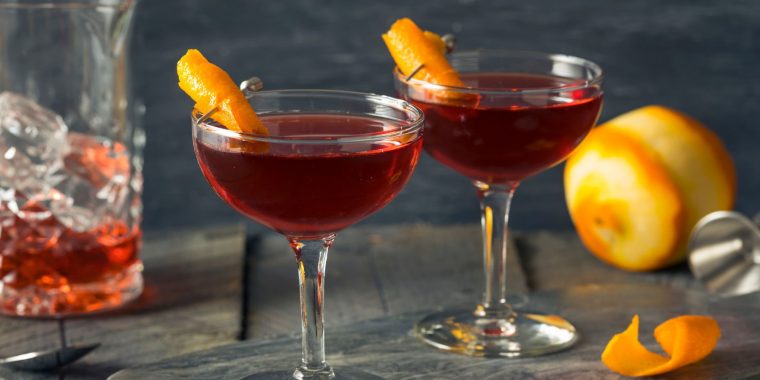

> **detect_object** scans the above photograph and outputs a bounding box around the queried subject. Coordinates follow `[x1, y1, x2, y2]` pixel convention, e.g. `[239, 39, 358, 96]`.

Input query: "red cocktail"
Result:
[417, 72, 602, 183]
[192, 90, 423, 380]
[196, 114, 421, 238]
[395, 50, 603, 357]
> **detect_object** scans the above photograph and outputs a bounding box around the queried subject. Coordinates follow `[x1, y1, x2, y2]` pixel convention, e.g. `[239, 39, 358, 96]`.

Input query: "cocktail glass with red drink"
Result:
[394, 50, 603, 357]
[193, 90, 424, 379]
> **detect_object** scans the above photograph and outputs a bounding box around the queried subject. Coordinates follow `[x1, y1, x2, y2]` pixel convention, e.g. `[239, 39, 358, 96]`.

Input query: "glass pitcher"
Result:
[0, 0, 143, 316]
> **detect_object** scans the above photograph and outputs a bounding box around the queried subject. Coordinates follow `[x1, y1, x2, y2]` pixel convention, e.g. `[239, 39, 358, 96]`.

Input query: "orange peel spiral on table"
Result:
[602, 315, 721, 377]
[177, 49, 267, 135]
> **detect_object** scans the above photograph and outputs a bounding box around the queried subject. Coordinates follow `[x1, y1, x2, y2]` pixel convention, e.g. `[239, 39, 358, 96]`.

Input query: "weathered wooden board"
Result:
[109, 283, 760, 380]
[515, 231, 700, 292]
[0, 225, 246, 380]
[0, 223, 522, 379]
[249, 224, 525, 339]
[3, 225, 753, 379]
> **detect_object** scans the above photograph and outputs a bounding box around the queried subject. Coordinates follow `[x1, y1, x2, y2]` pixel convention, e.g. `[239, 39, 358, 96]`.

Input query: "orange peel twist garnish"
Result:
[177, 49, 267, 135]
[382, 18, 478, 106]
[602, 315, 721, 377]
[382, 18, 464, 87]
[422, 30, 448, 55]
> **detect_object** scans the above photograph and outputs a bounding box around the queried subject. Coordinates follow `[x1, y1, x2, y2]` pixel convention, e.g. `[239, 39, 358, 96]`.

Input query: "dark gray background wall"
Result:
[134, 0, 759, 234]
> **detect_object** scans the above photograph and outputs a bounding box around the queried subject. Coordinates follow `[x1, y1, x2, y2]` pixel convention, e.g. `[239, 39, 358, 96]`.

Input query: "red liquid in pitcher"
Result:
[0, 214, 140, 315]
[195, 114, 422, 237]
[412, 72, 603, 183]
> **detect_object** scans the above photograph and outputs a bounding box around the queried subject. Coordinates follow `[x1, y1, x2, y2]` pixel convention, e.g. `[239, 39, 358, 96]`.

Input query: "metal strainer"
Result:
[688, 211, 760, 296]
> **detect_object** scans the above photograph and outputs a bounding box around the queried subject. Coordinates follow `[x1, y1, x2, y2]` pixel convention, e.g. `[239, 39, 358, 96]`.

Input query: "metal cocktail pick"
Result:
[194, 76, 264, 126]
[0, 319, 100, 372]
[239, 76, 264, 94]
[405, 33, 457, 81]
[688, 211, 760, 297]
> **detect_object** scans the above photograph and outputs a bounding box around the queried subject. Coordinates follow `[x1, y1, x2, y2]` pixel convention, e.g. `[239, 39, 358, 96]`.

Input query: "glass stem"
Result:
[289, 235, 335, 379]
[474, 181, 518, 321]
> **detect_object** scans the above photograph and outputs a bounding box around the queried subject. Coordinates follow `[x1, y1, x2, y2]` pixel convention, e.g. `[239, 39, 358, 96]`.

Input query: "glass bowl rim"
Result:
[192, 89, 425, 145]
[394, 49, 604, 96]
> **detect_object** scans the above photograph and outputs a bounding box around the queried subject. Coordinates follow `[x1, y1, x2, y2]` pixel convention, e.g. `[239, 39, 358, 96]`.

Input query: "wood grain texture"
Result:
[111, 227, 760, 379]
[249, 224, 525, 339]
[514, 231, 700, 292]
[5, 225, 757, 379]
[109, 283, 760, 380]
[0, 223, 523, 379]
[0, 225, 246, 380]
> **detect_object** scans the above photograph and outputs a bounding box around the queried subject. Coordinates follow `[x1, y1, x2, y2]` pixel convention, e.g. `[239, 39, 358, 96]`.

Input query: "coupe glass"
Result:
[192, 90, 424, 379]
[394, 50, 603, 357]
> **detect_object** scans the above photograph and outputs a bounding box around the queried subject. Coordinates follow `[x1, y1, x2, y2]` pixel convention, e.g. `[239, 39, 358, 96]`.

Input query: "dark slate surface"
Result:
[134, 0, 760, 235]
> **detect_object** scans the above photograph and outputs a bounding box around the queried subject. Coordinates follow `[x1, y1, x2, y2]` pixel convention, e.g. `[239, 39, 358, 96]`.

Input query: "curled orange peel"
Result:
[423, 30, 448, 55]
[382, 18, 477, 106]
[602, 315, 720, 377]
[177, 49, 267, 135]
[382, 18, 464, 87]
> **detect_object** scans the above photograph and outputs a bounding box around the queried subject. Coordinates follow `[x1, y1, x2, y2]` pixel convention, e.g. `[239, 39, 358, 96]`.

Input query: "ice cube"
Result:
[51, 133, 131, 232]
[52, 204, 97, 233]
[51, 173, 99, 232]
[64, 132, 129, 190]
[0, 92, 69, 183]
[0, 94, 133, 233]
[0, 186, 68, 223]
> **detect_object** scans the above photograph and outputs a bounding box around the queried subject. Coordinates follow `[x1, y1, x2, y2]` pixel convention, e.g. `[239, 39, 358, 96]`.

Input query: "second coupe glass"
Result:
[395, 50, 603, 357]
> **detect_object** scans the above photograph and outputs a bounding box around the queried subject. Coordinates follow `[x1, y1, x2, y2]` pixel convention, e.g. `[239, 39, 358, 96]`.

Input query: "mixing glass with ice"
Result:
[0, 0, 143, 316]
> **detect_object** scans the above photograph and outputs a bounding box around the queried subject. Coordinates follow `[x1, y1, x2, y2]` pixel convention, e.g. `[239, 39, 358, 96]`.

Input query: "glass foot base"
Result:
[0, 262, 144, 317]
[414, 308, 578, 357]
[242, 368, 385, 380]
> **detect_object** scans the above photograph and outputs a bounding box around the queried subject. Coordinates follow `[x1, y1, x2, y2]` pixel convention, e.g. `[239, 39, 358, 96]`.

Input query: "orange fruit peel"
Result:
[564, 105, 736, 271]
[565, 127, 685, 271]
[177, 49, 267, 135]
[382, 18, 463, 86]
[382, 18, 476, 106]
[603, 106, 736, 262]
[423, 30, 448, 55]
[602, 315, 720, 377]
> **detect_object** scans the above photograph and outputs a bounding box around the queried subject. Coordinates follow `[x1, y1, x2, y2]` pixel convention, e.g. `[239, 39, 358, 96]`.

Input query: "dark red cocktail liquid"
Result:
[410, 72, 603, 184]
[195, 114, 422, 238]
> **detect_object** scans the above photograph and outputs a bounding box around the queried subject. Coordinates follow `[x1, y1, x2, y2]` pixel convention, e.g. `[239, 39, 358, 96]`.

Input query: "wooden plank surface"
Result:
[110, 225, 760, 379]
[249, 224, 526, 339]
[0, 225, 246, 380]
[109, 283, 760, 380]
[4, 224, 757, 379]
[515, 231, 700, 292]
[0, 223, 523, 379]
